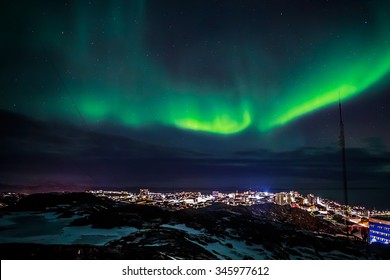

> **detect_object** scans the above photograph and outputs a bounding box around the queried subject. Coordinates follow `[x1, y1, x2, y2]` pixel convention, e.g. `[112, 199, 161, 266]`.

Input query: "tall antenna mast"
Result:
[338, 93, 349, 235]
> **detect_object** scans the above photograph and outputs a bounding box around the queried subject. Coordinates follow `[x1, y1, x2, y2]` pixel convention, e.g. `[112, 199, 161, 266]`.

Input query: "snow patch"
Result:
[0, 211, 138, 245]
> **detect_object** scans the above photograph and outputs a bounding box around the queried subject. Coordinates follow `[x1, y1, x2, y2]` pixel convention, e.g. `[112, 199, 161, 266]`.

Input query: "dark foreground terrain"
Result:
[0, 192, 389, 259]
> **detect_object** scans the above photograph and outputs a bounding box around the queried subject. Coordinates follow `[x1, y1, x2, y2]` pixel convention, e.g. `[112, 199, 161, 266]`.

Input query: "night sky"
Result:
[1, 0, 390, 208]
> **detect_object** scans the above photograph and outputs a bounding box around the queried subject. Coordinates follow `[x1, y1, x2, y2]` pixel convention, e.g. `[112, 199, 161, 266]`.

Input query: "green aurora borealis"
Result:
[2, 0, 390, 208]
[3, 0, 390, 135]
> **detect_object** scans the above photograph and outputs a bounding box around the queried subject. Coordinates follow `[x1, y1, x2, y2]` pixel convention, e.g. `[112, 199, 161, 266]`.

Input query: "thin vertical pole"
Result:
[339, 95, 349, 236]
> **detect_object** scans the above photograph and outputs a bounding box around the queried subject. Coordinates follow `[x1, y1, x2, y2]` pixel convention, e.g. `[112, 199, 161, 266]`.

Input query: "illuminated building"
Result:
[275, 193, 287, 205]
[369, 217, 390, 245]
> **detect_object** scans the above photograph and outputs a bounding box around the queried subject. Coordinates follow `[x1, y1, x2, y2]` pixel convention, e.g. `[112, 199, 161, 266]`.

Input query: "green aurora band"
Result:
[6, 1, 390, 135]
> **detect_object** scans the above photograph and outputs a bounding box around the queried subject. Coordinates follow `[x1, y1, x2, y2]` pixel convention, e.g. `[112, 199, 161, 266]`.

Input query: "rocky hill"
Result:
[0, 193, 389, 260]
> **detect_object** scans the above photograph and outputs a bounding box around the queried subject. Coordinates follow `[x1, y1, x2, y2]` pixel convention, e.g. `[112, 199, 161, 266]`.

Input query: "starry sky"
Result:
[1, 0, 390, 208]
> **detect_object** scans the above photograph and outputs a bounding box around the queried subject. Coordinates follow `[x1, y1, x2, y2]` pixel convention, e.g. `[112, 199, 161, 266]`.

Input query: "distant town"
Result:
[87, 188, 388, 215]
[87, 188, 390, 245]
[1, 188, 389, 245]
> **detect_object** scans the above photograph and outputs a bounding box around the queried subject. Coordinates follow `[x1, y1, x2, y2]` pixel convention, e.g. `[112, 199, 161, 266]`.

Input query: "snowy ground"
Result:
[0, 212, 138, 245]
[161, 223, 268, 259]
[161, 223, 204, 235]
